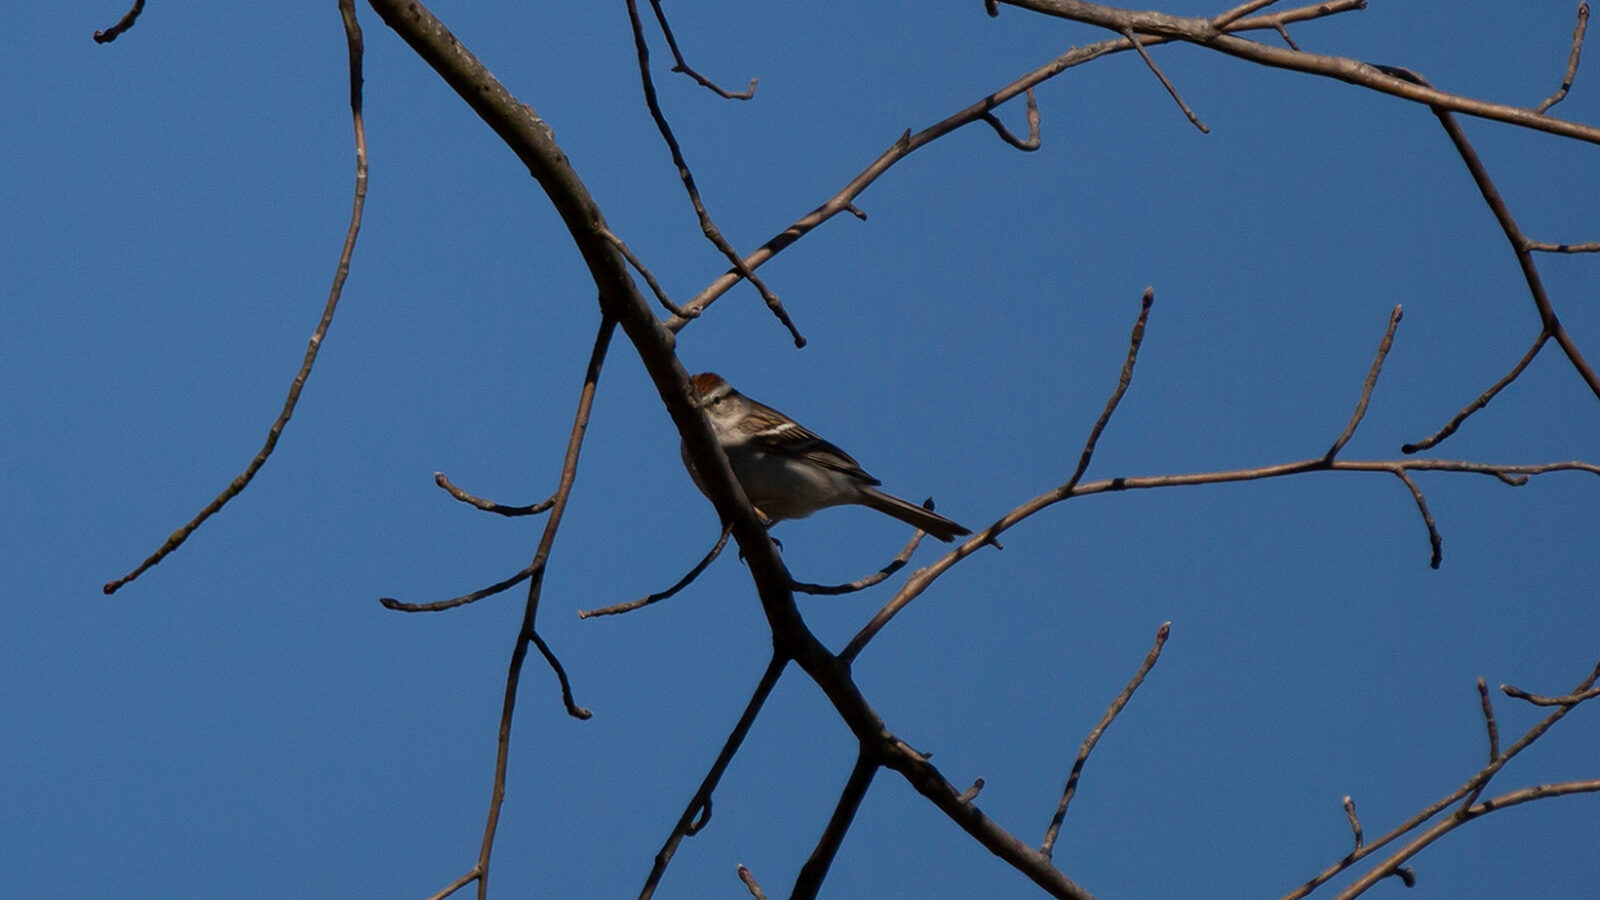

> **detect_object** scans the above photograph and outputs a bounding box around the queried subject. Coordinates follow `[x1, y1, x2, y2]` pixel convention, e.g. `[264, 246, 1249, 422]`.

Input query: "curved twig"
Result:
[1534, 2, 1590, 114]
[790, 527, 925, 595]
[380, 561, 538, 613]
[667, 0, 1364, 326]
[1403, 332, 1550, 454]
[980, 87, 1043, 150]
[1041, 622, 1170, 859]
[579, 524, 732, 617]
[645, 0, 757, 99]
[93, 0, 145, 43]
[102, 2, 369, 594]
[622, 0, 803, 346]
[435, 471, 555, 516]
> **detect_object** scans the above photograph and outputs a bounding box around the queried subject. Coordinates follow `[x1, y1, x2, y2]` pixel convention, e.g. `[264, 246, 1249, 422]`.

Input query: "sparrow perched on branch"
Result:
[682, 372, 971, 542]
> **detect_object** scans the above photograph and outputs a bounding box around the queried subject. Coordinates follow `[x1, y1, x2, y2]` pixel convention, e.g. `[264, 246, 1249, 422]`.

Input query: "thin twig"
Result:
[380, 561, 538, 612]
[845, 287, 1155, 663]
[1501, 682, 1600, 706]
[531, 630, 592, 719]
[1041, 622, 1171, 859]
[790, 526, 925, 595]
[1212, 0, 1282, 27]
[1526, 239, 1600, 253]
[601, 226, 693, 318]
[1282, 656, 1600, 900]
[1535, 2, 1590, 113]
[93, 0, 145, 43]
[1122, 27, 1210, 133]
[980, 87, 1043, 150]
[1392, 470, 1443, 569]
[468, 316, 615, 900]
[736, 866, 771, 900]
[640, 654, 789, 899]
[579, 524, 732, 617]
[1403, 332, 1550, 454]
[622, 0, 804, 346]
[792, 750, 879, 900]
[644, 0, 757, 99]
[1000, 0, 1600, 144]
[668, 0, 1363, 326]
[435, 471, 555, 516]
[1327, 305, 1402, 461]
[1476, 677, 1500, 762]
[1273, 22, 1300, 51]
[1392, 66, 1600, 400]
[103, 3, 369, 594]
[1329, 779, 1600, 900]
[959, 778, 987, 803]
[1343, 796, 1364, 850]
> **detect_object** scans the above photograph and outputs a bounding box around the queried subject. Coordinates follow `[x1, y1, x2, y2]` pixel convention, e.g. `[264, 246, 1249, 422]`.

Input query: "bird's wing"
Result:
[736, 400, 882, 486]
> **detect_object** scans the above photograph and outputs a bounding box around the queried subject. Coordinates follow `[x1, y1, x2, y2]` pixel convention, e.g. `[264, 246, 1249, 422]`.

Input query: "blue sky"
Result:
[5, 3, 1598, 898]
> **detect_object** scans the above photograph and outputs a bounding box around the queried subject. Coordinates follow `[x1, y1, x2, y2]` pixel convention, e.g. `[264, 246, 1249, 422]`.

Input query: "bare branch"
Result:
[981, 87, 1043, 150]
[1534, 2, 1590, 113]
[668, 0, 1364, 325]
[435, 471, 555, 516]
[1477, 677, 1500, 762]
[1000, 0, 1600, 144]
[622, 0, 804, 346]
[1213, 0, 1283, 27]
[1327, 305, 1402, 461]
[1394, 67, 1600, 400]
[790, 524, 925, 595]
[93, 0, 145, 43]
[1283, 656, 1600, 900]
[1403, 332, 1550, 455]
[792, 750, 879, 900]
[1392, 470, 1442, 569]
[1329, 779, 1600, 900]
[640, 654, 789, 900]
[646, 0, 757, 99]
[735, 865, 771, 900]
[531, 630, 592, 720]
[1342, 796, 1363, 850]
[601, 226, 693, 318]
[1121, 27, 1210, 133]
[959, 778, 987, 803]
[102, 5, 370, 594]
[1042, 622, 1171, 859]
[380, 561, 539, 613]
[579, 524, 732, 617]
[1501, 682, 1600, 707]
[1527, 239, 1600, 253]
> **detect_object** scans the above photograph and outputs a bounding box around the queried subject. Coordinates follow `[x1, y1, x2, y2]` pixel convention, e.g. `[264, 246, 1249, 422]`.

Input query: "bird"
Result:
[681, 372, 971, 542]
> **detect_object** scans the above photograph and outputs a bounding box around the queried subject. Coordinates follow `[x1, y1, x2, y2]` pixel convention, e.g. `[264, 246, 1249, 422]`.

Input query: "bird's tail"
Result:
[857, 488, 971, 542]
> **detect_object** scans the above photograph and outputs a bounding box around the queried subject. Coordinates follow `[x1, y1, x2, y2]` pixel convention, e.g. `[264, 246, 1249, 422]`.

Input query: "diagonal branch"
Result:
[579, 524, 732, 617]
[1000, 0, 1600, 144]
[1121, 27, 1210, 132]
[435, 471, 555, 516]
[1535, 2, 1590, 114]
[645, 0, 757, 99]
[1042, 622, 1171, 859]
[1326, 305, 1402, 461]
[791, 749, 880, 900]
[667, 0, 1364, 325]
[622, 0, 804, 346]
[103, 2, 370, 594]
[640, 654, 789, 900]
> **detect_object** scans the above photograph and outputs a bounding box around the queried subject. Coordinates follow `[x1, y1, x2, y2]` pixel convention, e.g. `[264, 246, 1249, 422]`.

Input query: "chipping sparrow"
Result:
[682, 372, 971, 542]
